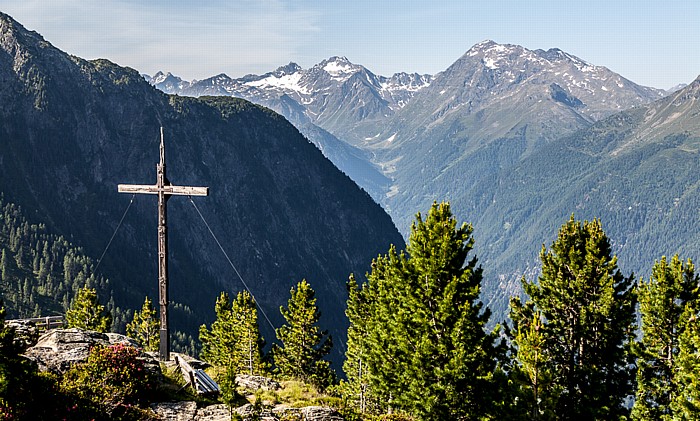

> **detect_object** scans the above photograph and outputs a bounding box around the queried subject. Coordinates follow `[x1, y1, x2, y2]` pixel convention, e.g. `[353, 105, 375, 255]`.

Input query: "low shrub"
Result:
[60, 343, 154, 419]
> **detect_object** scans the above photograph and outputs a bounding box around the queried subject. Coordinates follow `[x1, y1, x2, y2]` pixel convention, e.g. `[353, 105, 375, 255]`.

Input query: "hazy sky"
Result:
[2, 1, 698, 89]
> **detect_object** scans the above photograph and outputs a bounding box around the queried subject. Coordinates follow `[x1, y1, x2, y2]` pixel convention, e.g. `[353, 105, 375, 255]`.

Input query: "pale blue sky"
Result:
[2, 0, 698, 89]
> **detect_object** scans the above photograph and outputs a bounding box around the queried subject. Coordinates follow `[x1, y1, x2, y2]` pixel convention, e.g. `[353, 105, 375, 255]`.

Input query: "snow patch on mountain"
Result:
[245, 72, 310, 94]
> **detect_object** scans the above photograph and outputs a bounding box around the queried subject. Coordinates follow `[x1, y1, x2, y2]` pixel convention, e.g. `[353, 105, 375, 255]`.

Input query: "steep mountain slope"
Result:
[144, 39, 692, 321]
[146, 59, 432, 201]
[0, 13, 404, 362]
[376, 40, 666, 232]
[471, 77, 700, 314]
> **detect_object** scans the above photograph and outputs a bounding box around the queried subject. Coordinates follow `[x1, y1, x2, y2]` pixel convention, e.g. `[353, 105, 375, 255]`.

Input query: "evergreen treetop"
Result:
[511, 215, 636, 420]
[273, 279, 334, 390]
[347, 201, 499, 420]
[65, 286, 112, 333]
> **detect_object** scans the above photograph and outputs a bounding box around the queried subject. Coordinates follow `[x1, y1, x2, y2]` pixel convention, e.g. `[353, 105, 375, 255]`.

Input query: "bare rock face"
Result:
[151, 401, 198, 421]
[4, 319, 39, 347]
[193, 404, 231, 421]
[273, 406, 344, 421]
[235, 374, 281, 391]
[22, 328, 159, 375]
[151, 402, 344, 421]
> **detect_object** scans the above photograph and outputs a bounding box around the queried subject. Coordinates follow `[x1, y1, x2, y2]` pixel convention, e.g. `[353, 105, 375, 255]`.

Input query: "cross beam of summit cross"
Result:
[118, 127, 208, 361]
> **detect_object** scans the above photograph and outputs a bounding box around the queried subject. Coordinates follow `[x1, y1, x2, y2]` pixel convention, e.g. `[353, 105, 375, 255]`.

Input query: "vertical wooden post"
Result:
[157, 127, 170, 361]
[118, 127, 208, 362]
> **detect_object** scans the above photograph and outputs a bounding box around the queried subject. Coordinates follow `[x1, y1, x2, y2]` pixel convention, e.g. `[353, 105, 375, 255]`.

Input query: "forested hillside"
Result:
[0, 12, 404, 363]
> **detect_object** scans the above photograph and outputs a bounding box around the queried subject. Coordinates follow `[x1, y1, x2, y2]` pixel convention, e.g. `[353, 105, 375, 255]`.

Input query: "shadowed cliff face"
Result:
[0, 13, 404, 364]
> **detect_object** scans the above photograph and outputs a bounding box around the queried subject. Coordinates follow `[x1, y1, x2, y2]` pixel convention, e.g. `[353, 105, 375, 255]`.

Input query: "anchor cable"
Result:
[187, 196, 277, 332]
[95, 194, 135, 272]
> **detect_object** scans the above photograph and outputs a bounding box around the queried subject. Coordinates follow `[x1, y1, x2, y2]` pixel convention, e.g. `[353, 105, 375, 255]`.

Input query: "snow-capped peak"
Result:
[322, 56, 358, 77]
[151, 71, 178, 84]
[273, 62, 302, 76]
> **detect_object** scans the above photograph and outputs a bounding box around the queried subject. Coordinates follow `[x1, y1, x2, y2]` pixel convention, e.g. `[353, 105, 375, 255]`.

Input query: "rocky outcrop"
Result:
[235, 374, 281, 391]
[152, 401, 344, 421]
[4, 319, 39, 347]
[150, 401, 198, 421]
[22, 328, 159, 375]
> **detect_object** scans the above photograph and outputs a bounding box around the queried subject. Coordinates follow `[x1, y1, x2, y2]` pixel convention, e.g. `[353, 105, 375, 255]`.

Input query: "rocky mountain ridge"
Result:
[0, 12, 404, 363]
[143, 38, 700, 319]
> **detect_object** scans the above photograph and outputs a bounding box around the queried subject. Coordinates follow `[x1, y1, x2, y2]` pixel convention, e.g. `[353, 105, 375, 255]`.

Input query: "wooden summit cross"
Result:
[118, 127, 208, 361]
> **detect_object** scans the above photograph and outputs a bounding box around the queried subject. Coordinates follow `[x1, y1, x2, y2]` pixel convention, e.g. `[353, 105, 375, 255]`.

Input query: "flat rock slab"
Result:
[23, 328, 158, 375]
[151, 401, 198, 421]
[236, 374, 281, 391]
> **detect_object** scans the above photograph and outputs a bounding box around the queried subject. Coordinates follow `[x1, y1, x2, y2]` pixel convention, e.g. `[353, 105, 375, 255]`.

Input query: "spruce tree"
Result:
[273, 280, 334, 390]
[65, 286, 112, 332]
[349, 201, 499, 420]
[126, 296, 160, 352]
[510, 215, 636, 420]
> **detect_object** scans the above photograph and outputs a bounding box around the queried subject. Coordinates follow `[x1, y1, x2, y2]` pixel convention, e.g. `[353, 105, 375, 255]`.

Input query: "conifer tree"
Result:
[348, 202, 499, 420]
[230, 290, 265, 375]
[199, 292, 235, 367]
[507, 303, 559, 420]
[0, 249, 8, 282]
[672, 295, 700, 418]
[199, 291, 266, 375]
[126, 296, 160, 352]
[342, 275, 378, 414]
[273, 280, 334, 390]
[632, 255, 698, 419]
[65, 286, 112, 332]
[510, 215, 636, 420]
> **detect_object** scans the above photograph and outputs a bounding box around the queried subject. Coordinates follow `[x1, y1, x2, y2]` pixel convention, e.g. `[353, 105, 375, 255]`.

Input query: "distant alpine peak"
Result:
[466, 40, 520, 57]
[273, 62, 302, 76]
[318, 56, 361, 77]
[464, 40, 597, 73]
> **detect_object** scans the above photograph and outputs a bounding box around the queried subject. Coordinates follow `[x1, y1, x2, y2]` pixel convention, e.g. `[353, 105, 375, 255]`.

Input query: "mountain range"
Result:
[149, 41, 700, 315]
[0, 12, 404, 364]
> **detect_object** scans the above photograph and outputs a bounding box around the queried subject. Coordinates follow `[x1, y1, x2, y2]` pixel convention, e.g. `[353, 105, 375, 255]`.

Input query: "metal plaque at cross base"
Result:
[118, 127, 208, 361]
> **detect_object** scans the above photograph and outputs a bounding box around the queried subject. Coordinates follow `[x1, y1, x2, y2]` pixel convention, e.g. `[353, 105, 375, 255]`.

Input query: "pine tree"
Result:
[342, 275, 378, 414]
[65, 286, 112, 332]
[273, 280, 334, 390]
[199, 291, 266, 375]
[632, 255, 698, 420]
[348, 202, 499, 420]
[199, 292, 234, 367]
[126, 296, 160, 352]
[672, 295, 700, 418]
[508, 303, 560, 420]
[230, 290, 265, 375]
[0, 249, 8, 282]
[510, 215, 636, 420]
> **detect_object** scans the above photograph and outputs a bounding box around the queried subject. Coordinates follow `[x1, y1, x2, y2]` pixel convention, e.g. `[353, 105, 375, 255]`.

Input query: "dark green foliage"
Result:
[60, 343, 154, 419]
[218, 361, 241, 418]
[199, 291, 266, 375]
[0, 196, 122, 321]
[273, 280, 334, 390]
[65, 286, 112, 332]
[0, 303, 32, 417]
[347, 202, 499, 420]
[126, 296, 160, 352]
[510, 216, 636, 420]
[632, 255, 700, 419]
[0, 302, 62, 419]
[0, 13, 405, 368]
[672, 294, 700, 418]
